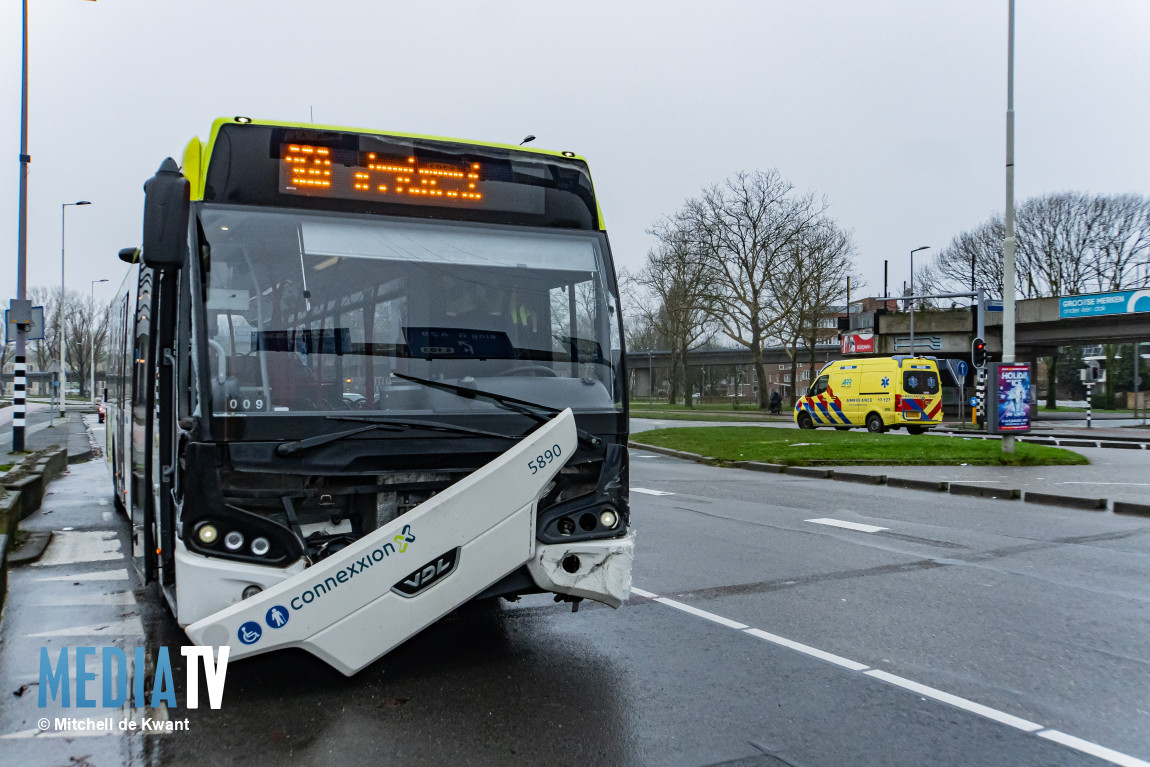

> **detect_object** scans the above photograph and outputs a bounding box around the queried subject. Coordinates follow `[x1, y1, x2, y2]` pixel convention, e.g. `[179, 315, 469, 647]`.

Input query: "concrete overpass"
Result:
[863, 291, 1150, 360]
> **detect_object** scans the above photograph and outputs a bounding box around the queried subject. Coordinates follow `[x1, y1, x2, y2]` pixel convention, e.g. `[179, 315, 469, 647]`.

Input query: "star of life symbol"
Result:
[881, 377, 890, 387]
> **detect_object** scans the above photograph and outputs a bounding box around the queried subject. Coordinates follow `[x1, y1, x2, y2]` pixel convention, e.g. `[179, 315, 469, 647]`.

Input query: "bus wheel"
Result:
[907, 426, 926, 435]
[865, 414, 885, 434]
[797, 412, 815, 430]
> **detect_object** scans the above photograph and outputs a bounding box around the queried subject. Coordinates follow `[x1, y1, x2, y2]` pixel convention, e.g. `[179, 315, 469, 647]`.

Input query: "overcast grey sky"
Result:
[2, 0, 1148, 309]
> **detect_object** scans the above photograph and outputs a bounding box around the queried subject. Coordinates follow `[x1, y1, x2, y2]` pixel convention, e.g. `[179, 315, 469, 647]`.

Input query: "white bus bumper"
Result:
[528, 533, 635, 609]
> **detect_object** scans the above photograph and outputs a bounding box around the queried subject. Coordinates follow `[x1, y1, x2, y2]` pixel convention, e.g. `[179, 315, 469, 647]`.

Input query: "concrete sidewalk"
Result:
[1, 408, 96, 463]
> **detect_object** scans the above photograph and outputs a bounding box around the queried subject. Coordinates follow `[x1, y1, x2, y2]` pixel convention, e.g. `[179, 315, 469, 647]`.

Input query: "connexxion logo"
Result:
[288, 524, 417, 612]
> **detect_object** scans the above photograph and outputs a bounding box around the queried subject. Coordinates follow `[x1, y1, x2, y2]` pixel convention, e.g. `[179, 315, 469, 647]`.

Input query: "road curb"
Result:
[1113, 501, 1150, 518]
[8, 530, 51, 565]
[1023, 492, 1106, 511]
[732, 461, 787, 473]
[832, 471, 887, 485]
[1100, 442, 1142, 450]
[886, 477, 950, 492]
[785, 467, 833, 479]
[949, 483, 1021, 500]
[628, 442, 705, 462]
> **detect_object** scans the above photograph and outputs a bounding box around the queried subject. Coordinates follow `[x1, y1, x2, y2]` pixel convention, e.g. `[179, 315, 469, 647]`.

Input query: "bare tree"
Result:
[635, 218, 716, 406]
[682, 170, 825, 409]
[774, 219, 859, 403]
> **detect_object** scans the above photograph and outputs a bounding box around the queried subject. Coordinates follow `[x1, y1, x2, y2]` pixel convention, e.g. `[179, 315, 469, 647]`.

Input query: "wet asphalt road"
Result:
[3, 432, 1150, 766]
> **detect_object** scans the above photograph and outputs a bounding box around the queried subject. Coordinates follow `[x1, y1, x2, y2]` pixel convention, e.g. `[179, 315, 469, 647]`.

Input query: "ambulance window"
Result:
[811, 375, 829, 395]
[903, 370, 940, 394]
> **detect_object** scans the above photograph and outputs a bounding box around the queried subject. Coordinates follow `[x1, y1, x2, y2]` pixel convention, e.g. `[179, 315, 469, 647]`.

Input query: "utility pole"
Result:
[1001, 0, 1018, 454]
[11, 0, 31, 453]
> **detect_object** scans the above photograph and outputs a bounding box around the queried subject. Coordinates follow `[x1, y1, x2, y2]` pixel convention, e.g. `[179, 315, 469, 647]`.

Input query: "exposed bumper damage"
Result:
[528, 533, 635, 609]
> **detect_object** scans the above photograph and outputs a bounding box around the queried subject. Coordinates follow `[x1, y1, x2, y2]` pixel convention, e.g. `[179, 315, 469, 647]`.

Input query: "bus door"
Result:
[131, 267, 157, 583]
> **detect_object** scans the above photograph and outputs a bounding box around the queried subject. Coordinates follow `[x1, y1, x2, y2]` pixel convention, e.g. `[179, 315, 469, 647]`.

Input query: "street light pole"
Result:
[1002, 0, 1018, 454]
[909, 246, 930, 356]
[12, 0, 31, 452]
[90, 278, 108, 403]
[60, 201, 91, 417]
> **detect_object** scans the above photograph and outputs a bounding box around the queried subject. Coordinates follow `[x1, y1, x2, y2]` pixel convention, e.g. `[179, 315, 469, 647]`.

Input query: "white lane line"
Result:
[806, 518, 888, 534]
[636, 585, 1149, 767]
[33, 592, 136, 607]
[27, 619, 144, 638]
[632, 487, 676, 496]
[865, 670, 1042, 732]
[1037, 730, 1150, 767]
[32, 531, 122, 567]
[655, 597, 748, 629]
[37, 568, 129, 582]
[745, 628, 869, 671]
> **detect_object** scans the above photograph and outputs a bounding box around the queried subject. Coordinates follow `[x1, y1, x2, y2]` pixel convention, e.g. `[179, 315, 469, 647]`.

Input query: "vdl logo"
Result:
[392, 548, 459, 597]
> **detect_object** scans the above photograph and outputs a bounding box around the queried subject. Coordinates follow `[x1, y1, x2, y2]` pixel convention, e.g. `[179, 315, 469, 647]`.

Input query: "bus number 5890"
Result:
[528, 444, 562, 474]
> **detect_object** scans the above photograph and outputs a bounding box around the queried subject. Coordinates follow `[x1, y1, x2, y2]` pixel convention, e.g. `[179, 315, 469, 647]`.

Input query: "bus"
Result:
[104, 117, 633, 675]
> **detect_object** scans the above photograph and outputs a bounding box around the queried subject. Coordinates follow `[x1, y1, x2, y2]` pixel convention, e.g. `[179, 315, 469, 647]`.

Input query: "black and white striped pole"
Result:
[1085, 384, 1092, 429]
[10, 0, 31, 453]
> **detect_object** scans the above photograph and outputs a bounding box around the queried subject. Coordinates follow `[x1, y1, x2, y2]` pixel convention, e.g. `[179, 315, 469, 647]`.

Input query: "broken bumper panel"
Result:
[184, 409, 579, 676]
[527, 532, 635, 608]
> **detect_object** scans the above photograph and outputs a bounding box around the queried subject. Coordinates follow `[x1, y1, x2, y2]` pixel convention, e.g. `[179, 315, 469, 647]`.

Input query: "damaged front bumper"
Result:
[528, 533, 635, 609]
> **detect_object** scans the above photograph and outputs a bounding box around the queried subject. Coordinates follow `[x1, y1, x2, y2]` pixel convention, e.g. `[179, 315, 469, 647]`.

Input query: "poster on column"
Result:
[987, 362, 1031, 434]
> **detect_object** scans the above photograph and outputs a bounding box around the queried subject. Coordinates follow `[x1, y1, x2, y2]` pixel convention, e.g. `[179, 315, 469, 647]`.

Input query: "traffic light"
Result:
[972, 337, 987, 367]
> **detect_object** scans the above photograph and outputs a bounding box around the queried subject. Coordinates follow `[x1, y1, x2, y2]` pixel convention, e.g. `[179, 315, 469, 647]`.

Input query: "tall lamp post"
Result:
[1001, 0, 1018, 454]
[909, 246, 930, 355]
[90, 278, 108, 403]
[60, 200, 91, 417]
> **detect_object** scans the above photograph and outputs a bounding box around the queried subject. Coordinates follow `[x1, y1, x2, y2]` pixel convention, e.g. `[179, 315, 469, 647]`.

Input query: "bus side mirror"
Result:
[142, 157, 190, 271]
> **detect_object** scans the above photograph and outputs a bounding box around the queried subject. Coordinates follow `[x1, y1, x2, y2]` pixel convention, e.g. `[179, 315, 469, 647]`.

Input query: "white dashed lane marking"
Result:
[37, 568, 129, 582]
[26, 618, 145, 638]
[632, 487, 676, 496]
[32, 530, 123, 567]
[630, 586, 1150, 767]
[806, 518, 888, 533]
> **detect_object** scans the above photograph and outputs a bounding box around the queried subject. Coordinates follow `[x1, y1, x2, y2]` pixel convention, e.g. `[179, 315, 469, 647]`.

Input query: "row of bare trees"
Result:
[919, 192, 1150, 298]
[918, 191, 1150, 407]
[626, 170, 860, 408]
[0, 287, 111, 397]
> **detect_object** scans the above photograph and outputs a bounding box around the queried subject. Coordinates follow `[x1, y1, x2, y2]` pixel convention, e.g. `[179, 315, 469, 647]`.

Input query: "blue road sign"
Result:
[970, 396, 978, 407]
[1059, 289, 1150, 318]
[957, 360, 968, 377]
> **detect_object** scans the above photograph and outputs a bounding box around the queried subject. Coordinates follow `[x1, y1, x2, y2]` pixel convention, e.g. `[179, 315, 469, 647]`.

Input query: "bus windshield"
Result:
[198, 205, 622, 416]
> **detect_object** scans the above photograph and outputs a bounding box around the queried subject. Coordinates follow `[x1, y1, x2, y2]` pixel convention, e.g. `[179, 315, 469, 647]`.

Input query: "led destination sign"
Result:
[280, 143, 486, 207]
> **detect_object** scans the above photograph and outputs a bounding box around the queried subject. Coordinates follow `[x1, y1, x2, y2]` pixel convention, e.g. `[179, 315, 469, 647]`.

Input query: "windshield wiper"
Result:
[392, 373, 603, 448]
[275, 417, 517, 457]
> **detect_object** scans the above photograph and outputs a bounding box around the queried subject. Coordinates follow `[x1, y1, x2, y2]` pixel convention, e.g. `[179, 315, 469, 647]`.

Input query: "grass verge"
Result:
[632, 426, 1089, 467]
[631, 409, 787, 423]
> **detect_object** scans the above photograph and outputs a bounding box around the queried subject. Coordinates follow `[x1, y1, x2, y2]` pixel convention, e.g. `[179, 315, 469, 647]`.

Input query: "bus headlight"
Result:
[224, 531, 245, 551]
[599, 510, 618, 529]
[197, 524, 219, 545]
[250, 537, 271, 557]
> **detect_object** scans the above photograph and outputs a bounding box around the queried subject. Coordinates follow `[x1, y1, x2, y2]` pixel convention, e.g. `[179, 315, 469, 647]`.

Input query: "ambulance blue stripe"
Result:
[805, 402, 825, 424]
[815, 401, 836, 424]
[830, 402, 851, 424]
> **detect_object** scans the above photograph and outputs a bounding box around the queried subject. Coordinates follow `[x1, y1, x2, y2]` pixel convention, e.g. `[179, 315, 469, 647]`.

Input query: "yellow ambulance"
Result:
[793, 356, 943, 434]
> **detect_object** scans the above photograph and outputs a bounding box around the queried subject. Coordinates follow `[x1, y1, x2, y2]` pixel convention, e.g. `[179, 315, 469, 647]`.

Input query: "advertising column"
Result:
[987, 362, 1031, 435]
